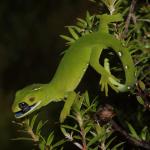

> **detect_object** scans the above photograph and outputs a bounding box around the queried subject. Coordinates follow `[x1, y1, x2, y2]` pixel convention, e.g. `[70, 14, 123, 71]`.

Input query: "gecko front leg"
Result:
[90, 46, 119, 96]
[60, 91, 77, 123]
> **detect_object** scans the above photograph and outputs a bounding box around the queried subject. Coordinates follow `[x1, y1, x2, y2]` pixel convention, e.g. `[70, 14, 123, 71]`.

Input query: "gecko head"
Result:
[12, 84, 47, 119]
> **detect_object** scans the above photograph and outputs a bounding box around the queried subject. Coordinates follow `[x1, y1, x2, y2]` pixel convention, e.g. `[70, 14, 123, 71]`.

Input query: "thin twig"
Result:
[76, 112, 87, 150]
[27, 127, 39, 142]
[81, 127, 87, 150]
[122, 0, 137, 38]
[110, 120, 150, 150]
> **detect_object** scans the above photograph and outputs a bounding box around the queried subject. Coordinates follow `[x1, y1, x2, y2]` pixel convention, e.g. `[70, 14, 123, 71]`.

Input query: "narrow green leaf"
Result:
[95, 124, 105, 136]
[138, 80, 145, 90]
[140, 126, 148, 140]
[67, 114, 77, 120]
[77, 18, 87, 24]
[60, 147, 64, 150]
[11, 137, 33, 141]
[84, 126, 92, 135]
[73, 94, 84, 111]
[89, 0, 96, 2]
[87, 133, 102, 147]
[24, 118, 30, 127]
[77, 18, 87, 28]
[60, 35, 75, 43]
[84, 91, 90, 107]
[68, 27, 79, 40]
[115, 0, 123, 7]
[73, 135, 82, 140]
[46, 131, 54, 146]
[30, 114, 38, 129]
[61, 125, 80, 133]
[82, 103, 96, 115]
[76, 22, 86, 28]
[66, 41, 74, 45]
[61, 127, 68, 137]
[136, 96, 144, 105]
[66, 25, 82, 34]
[39, 134, 46, 143]
[112, 142, 125, 150]
[39, 140, 46, 150]
[101, 0, 109, 7]
[42, 120, 48, 126]
[36, 120, 48, 135]
[52, 139, 66, 148]
[86, 11, 92, 27]
[71, 26, 82, 33]
[126, 122, 140, 140]
[106, 136, 116, 149]
[89, 146, 98, 150]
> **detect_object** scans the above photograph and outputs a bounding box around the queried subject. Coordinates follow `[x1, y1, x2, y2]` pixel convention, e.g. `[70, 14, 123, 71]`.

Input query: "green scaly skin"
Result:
[12, 14, 136, 120]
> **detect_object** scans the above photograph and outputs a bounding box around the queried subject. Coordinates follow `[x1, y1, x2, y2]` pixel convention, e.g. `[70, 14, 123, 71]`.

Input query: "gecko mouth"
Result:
[14, 101, 41, 118]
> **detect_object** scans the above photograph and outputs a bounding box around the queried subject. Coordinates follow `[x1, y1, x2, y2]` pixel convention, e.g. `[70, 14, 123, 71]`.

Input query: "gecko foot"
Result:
[99, 73, 119, 96]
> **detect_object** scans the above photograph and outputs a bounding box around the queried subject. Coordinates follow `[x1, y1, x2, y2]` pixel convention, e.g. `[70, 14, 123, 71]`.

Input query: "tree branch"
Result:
[110, 120, 150, 150]
[122, 0, 137, 38]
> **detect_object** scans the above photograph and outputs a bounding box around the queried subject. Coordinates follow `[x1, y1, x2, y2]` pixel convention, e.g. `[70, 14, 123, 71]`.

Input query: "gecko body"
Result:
[12, 14, 136, 120]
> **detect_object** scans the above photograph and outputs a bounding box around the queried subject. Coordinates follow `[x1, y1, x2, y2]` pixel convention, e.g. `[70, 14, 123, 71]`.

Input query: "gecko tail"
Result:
[104, 58, 130, 92]
[108, 77, 128, 92]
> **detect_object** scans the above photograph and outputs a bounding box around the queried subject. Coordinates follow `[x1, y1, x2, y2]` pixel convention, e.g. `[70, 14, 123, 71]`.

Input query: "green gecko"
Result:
[12, 13, 136, 122]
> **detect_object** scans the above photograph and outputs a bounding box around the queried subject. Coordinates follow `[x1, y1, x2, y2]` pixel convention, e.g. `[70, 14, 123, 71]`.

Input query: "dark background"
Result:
[0, 0, 95, 149]
[0, 0, 148, 150]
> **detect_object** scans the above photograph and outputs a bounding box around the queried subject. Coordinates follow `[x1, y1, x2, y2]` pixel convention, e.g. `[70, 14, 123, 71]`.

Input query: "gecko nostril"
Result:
[29, 97, 35, 102]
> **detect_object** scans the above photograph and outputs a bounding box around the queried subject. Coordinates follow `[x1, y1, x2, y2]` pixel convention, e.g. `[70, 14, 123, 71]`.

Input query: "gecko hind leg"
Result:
[90, 47, 119, 96]
[99, 66, 119, 96]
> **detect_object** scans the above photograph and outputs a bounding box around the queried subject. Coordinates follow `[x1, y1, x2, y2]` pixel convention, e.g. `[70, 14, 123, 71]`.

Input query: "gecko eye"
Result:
[19, 102, 30, 113]
[19, 102, 28, 108]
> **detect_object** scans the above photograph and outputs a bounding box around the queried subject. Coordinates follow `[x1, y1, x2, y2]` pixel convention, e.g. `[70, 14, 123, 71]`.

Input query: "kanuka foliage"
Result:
[12, 0, 150, 150]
